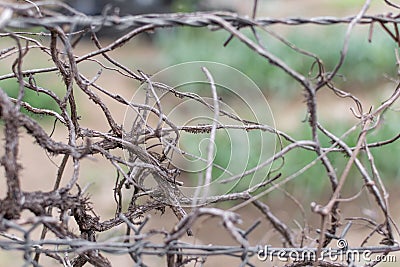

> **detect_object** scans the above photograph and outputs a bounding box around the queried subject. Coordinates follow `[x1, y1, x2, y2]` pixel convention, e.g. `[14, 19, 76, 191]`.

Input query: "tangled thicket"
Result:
[0, 1, 400, 266]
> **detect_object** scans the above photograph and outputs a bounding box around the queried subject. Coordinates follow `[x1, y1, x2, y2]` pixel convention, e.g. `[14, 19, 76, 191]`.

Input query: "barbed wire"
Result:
[2, 6, 400, 29]
[0, 1, 399, 266]
[1, 216, 399, 264]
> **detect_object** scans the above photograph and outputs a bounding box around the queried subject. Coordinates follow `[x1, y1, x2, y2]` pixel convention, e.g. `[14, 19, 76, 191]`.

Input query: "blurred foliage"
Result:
[0, 77, 61, 121]
[0, 36, 63, 123]
[278, 108, 400, 197]
[171, 0, 199, 12]
[153, 21, 399, 195]
[155, 25, 397, 98]
[153, 22, 399, 194]
[0, 3, 398, 196]
[189, 104, 399, 198]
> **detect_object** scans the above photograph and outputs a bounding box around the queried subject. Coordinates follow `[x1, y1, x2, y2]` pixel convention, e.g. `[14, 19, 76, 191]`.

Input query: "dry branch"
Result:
[0, 1, 399, 266]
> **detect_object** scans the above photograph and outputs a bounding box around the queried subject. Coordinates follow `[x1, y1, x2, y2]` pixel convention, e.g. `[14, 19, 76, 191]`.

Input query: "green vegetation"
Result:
[155, 25, 397, 97]
[0, 76, 62, 121]
[277, 108, 400, 196]
[1, 8, 397, 196]
[154, 21, 400, 195]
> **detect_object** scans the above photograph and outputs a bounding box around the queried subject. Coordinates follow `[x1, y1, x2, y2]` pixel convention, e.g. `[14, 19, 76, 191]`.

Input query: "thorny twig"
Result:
[0, 1, 399, 266]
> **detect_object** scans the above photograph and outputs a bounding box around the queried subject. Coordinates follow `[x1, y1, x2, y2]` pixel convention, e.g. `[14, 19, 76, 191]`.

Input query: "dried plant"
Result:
[0, 1, 399, 266]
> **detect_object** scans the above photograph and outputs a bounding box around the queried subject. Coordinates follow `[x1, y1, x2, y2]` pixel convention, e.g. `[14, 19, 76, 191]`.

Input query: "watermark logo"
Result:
[123, 61, 276, 205]
[257, 239, 397, 263]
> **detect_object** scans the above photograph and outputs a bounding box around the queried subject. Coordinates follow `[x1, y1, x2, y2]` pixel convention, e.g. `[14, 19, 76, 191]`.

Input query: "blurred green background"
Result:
[1, 1, 399, 266]
[1, 0, 399, 197]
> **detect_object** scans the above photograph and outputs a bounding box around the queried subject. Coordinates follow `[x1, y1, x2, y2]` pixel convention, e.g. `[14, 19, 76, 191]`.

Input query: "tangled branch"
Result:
[0, 1, 399, 266]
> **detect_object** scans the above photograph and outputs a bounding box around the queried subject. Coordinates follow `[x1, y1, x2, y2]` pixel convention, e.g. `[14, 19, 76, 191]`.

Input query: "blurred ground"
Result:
[1, 0, 400, 266]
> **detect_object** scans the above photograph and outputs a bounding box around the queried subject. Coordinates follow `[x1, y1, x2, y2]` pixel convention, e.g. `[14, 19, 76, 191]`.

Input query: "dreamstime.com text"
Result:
[257, 240, 397, 263]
